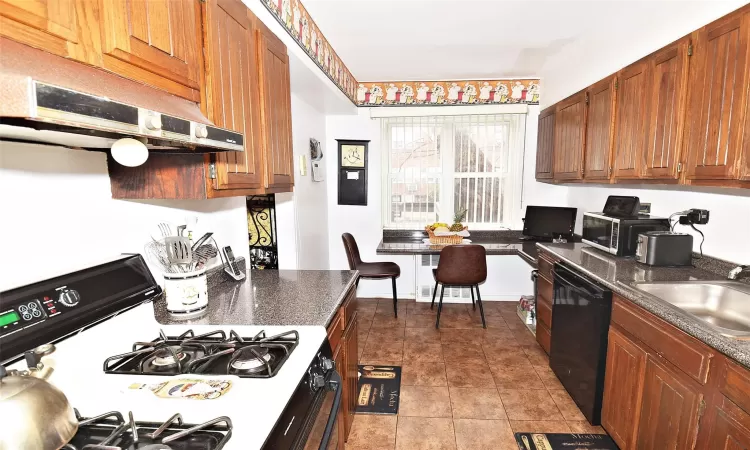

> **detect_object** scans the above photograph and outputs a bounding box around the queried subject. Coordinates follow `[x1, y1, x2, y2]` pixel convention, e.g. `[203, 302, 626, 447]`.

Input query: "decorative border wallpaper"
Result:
[260, 0, 541, 107]
[261, 0, 358, 102]
[355, 80, 540, 106]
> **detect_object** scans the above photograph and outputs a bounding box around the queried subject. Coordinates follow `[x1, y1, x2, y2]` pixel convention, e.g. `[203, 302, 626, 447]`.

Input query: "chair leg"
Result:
[475, 285, 486, 329]
[436, 285, 445, 328]
[431, 280, 438, 310]
[391, 276, 398, 318]
[470, 286, 476, 310]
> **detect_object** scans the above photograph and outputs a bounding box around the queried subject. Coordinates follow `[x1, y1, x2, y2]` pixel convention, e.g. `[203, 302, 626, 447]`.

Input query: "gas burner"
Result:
[151, 346, 188, 367]
[103, 329, 299, 378]
[229, 346, 273, 373]
[63, 409, 232, 450]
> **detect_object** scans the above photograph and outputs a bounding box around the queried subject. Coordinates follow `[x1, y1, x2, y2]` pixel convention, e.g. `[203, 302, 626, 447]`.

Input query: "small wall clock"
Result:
[337, 139, 369, 206]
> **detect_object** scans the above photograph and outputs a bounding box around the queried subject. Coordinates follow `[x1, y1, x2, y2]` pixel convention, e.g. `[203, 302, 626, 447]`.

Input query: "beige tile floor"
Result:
[346, 298, 607, 450]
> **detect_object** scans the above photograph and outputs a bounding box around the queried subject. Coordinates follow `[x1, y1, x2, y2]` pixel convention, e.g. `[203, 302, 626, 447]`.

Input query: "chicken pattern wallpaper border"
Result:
[261, 0, 358, 102]
[355, 80, 540, 106]
[260, 0, 542, 107]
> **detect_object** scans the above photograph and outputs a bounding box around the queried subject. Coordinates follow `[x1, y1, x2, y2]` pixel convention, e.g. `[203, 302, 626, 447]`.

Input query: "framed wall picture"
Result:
[337, 139, 369, 206]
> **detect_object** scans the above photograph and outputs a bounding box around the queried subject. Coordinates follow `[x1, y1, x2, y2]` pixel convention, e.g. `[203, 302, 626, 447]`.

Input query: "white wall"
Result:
[288, 93, 331, 270]
[532, 0, 750, 264]
[0, 142, 250, 291]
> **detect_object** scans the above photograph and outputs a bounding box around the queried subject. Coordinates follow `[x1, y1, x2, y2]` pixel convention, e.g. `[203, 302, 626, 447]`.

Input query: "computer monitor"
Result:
[522, 206, 578, 241]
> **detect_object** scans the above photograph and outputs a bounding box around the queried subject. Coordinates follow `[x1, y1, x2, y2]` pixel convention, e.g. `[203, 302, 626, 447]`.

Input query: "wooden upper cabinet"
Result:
[636, 355, 704, 450]
[584, 76, 616, 180]
[613, 60, 649, 179]
[535, 106, 555, 180]
[643, 37, 690, 181]
[602, 326, 647, 450]
[685, 8, 749, 181]
[257, 22, 294, 191]
[99, 0, 203, 101]
[0, 0, 101, 65]
[554, 91, 587, 181]
[205, 0, 263, 191]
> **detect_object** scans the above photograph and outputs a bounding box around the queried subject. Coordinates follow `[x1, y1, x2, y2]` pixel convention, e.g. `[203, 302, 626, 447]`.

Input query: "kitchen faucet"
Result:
[728, 265, 750, 280]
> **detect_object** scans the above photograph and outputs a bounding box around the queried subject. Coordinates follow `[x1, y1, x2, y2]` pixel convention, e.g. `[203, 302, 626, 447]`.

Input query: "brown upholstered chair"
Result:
[342, 233, 401, 317]
[430, 245, 487, 328]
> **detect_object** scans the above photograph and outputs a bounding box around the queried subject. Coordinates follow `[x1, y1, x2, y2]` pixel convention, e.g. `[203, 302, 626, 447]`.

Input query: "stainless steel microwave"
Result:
[581, 212, 670, 256]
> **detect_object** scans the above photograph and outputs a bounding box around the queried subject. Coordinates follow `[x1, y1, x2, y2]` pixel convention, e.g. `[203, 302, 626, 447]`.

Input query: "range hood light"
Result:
[111, 138, 149, 167]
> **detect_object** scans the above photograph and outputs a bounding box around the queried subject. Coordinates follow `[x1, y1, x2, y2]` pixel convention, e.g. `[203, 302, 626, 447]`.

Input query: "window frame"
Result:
[381, 113, 526, 230]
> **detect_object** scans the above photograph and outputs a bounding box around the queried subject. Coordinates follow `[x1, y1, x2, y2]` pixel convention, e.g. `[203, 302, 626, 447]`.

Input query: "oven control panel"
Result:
[0, 286, 77, 339]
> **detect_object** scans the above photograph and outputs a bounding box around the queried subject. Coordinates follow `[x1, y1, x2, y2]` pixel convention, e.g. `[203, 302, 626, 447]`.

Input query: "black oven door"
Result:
[262, 359, 343, 450]
[303, 370, 343, 450]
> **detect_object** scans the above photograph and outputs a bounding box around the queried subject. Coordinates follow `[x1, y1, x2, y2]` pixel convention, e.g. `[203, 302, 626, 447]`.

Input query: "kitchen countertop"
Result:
[376, 230, 540, 267]
[537, 242, 750, 369]
[153, 266, 358, 328]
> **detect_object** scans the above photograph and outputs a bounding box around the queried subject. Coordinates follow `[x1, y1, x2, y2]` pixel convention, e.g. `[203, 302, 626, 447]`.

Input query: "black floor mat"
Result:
[355, 365, 401, 414]
[514, 433, 618, 449]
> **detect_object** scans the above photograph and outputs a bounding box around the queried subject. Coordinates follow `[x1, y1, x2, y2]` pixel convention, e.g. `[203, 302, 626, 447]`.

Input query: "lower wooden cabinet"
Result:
[601, 326, 647, 450]
[706, 397, 750, 450]
[326, 286, 358, 446]
[636, 354, 703, 450]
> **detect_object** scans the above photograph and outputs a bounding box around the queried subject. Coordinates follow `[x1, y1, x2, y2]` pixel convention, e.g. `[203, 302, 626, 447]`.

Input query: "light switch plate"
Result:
[299, 154, 307, 176]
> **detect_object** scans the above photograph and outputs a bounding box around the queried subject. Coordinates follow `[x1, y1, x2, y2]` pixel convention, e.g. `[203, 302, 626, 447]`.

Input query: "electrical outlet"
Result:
[687, 209, 709, 225]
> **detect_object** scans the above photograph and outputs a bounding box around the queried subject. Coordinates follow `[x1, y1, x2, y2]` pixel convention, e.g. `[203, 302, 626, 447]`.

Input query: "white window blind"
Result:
[382, 114, 526, 229]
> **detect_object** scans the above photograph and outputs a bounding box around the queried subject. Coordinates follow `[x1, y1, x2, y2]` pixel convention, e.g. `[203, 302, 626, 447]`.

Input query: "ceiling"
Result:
[302, 0, 745, 81]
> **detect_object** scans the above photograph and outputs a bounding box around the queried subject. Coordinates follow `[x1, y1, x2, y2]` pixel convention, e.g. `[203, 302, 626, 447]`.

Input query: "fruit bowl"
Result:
[425, 226, 469, 244]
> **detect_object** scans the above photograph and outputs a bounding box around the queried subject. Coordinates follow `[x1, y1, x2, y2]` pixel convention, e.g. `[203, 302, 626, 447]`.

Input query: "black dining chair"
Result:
[342, 233, 401, 317]
[430, 244, 487, 328]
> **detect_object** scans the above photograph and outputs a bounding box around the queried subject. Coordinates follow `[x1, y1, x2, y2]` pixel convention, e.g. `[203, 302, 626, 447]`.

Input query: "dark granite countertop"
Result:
[537, 242, 750, 368]
[153, 265, 358, 328]
[377, 230, 539, 267]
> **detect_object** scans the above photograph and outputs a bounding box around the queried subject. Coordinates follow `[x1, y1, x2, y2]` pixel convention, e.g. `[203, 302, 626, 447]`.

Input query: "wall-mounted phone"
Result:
[310, 138, 324, 182]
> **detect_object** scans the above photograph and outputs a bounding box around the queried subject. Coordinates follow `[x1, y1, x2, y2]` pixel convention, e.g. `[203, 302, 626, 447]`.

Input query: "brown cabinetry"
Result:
[554, 91, 587, 181]
[643, 37, 690, 181]
[706, 397, 750, 450]
[535, 106, 555, 180]
[613, 60, 649, 179]
[205, 0, 263, 191]
[257, 22, 294, 191]
[601, 326, 647, 450]
[0, 0, 101, 65]
[99, 0, 203, 101]
[636, 354, 703, 449]
[108, 0, 295, 199]
[326, 286, 358, 445]
[536, 4, 750, 190]
[584, 76, 616, 180]
[685, 8, 750, 184]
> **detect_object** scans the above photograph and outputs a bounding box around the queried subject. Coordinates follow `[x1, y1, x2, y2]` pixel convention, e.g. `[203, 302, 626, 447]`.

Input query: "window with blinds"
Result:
[382, 114, 526, 229]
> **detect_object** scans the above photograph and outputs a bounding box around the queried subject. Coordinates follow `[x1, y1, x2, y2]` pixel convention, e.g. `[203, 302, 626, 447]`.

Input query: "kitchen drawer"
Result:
[327, 310, 344, 352]
[538, 253, 556, 279]
[537, 294, 553, 329]
[537, 274, 553, 305]
[719, 359, 750, 415]
[537, 322, 551, 354]
[611, 296, 714, 384]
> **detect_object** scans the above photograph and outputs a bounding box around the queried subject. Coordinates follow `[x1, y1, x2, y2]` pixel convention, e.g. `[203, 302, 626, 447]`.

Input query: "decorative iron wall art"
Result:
[247, 195, 279, 269]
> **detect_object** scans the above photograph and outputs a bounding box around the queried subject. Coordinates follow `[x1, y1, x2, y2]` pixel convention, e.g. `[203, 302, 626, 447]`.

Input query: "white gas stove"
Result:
[0, 255, 337, 450]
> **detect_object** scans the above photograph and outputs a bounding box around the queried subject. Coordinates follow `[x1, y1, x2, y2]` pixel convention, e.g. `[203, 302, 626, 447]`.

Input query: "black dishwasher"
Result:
[550, 263, 612, 425]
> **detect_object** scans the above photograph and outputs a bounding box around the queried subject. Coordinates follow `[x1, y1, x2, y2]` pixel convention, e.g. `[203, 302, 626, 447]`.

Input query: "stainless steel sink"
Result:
[632, 281, 750, 338]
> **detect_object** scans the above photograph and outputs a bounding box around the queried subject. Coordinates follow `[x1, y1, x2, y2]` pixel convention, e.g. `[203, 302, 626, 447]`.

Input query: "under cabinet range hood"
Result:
[0, 38, 243, 153]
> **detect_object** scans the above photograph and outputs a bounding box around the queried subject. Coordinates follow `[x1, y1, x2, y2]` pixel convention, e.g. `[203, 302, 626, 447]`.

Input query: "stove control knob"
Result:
[195, 124, 208, 139]
[312, 372, 326, 391]
[58, 288, 80, 307]
[320, 357, 335, 373]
